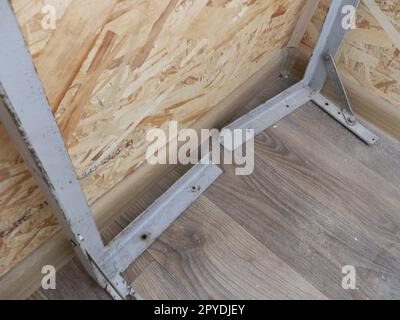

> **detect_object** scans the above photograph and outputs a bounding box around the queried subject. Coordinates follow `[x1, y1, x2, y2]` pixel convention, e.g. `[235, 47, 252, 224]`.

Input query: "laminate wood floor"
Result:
[30, 78, 400, 300]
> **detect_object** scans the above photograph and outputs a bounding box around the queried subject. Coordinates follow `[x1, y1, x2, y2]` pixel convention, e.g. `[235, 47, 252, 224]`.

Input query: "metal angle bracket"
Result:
[310, 54, 379, 145]
[220, 0, 379, 151]
[308, 53, 379, 145]
[311, 93, 379, 145]
[322, 54, 356, 126]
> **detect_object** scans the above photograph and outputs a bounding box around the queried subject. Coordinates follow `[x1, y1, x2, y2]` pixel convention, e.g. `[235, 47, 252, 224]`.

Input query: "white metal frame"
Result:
[222, 0, 378, 151]
[0, 0, 377, 299]
[0, 0, 222, 300]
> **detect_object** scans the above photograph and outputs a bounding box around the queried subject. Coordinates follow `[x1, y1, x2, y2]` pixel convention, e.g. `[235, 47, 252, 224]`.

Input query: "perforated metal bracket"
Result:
[221, 0, 379, 150]
[322, 54, 357, 126]
[311, 93, 378, 145]
[0, 0, 222, 300]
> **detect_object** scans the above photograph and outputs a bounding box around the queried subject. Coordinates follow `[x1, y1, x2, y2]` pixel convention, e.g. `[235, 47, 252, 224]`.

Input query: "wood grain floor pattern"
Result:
[30, 78, 400, 300]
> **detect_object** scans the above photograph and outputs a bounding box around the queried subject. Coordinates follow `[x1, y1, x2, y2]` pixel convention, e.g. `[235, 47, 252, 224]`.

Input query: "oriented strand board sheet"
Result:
[302, 0, 400, 107]
[0, 0, 306, 277]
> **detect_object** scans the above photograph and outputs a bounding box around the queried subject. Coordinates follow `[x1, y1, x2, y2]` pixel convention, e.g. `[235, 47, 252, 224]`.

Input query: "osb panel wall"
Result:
[0, 0, 306, 277]
[302, 0, 400, 107]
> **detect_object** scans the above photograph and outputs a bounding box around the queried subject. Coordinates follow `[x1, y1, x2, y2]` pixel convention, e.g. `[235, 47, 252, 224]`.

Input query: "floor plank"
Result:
[207, 105, 400, 299]
[30, 77, 400, 300]
[149, 196, 326, 299]
[29, 258, 111, 300]
[133, 261, 196, 300]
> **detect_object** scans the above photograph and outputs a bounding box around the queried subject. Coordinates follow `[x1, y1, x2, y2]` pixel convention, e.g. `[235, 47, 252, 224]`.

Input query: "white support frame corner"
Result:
[221, 0, 379, 150]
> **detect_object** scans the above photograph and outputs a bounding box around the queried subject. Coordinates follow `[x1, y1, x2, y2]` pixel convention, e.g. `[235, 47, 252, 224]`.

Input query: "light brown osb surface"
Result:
[302, 0, 400, 107]
[0, 0, 305, 277]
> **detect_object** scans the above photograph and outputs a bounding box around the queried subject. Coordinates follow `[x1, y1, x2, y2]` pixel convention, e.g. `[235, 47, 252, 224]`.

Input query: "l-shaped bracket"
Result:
[0, 0, 221, 300]
[221, 0, 379, 151]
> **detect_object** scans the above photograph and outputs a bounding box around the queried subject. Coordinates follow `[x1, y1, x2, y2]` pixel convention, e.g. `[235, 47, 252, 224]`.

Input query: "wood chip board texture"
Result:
[0, 0, 305, 277]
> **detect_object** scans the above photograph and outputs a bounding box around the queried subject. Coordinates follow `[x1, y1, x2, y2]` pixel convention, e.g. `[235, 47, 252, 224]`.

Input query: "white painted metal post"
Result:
[0, 0, 130, 299]
[303, 0, 360, 91]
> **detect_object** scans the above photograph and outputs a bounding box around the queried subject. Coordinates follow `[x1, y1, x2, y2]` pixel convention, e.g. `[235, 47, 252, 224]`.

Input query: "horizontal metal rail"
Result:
[100, 162, 222, 277]
[221, 81, 314, 151]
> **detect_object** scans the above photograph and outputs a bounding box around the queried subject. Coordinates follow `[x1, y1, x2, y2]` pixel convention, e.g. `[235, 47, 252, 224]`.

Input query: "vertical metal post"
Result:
[220, 0, 377, 149]
[304, 0, 361, 91]
[0, 0, 124, 298]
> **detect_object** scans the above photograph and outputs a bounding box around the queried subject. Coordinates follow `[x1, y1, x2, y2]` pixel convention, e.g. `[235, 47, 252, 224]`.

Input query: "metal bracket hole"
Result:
[140, 233, 150, 241]
[190, 185, 201, 193]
